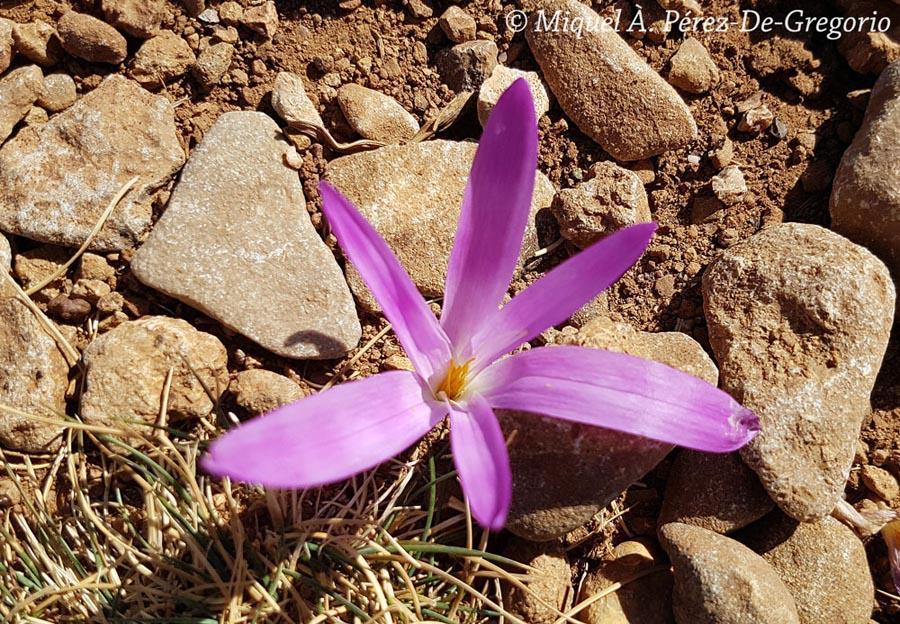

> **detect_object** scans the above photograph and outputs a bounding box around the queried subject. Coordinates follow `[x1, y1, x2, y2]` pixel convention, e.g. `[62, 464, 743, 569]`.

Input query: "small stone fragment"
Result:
[13, 244, 70, 303]
[579, 540, 674, 624]
[770, 117, 789, 140]
[0, 234, 10, 273]
[477, 65, 549, 127]
[337, 83, 419, 143]
[76, 253, 116, 287]
[861, 465, 900, 501]
[71, 279, 111, 304]
[708, 137, 733, 169]
[325, 140, 552, 313]
[36, 73, 77, 112]
[502, 318, 719, 540]
[711, 165, 747, 205]
[406, 0, 433, 19]
[218, 2, 243, 26]
[741, 514, 874, 624]
[0, 75, 185, 250]
[80, 317, 228, 437]
[101, 0, 164, 39]
[271, 71, 323, 126]
[192, 42, 233, 90]
[47, 294, 91, 323]
[660, 523, 800, 624]
[0, 65, 43, 144]
[526, 0, 696, 160]
[229, 369, 306, 416]
[23, 105, 48, 126]
[0, 18, 13, 74]
[0, 297, 69, 452]
[57, 11, 128, 65]
[439, 6, 476, 43]
[503, 539, 572, 624]
[12, 21, 61, 67]
[738, 105, 774, 132]
[659, 450, 774, 534]
[131, 31, 196, 88]
[668, 38, 719, 94]
[181, 0, 205, 17]
[436, 40, 498, 92]
[835, 0, 900, 74]
[241, 1, 278, 39]
[197, 9, 219, 24]
[131, 111, 361, 359]
[96, 291, 124, 315]
[831, 60, 900, 281]
[703, 224, 895, 521]
[550, 161, 650, 249]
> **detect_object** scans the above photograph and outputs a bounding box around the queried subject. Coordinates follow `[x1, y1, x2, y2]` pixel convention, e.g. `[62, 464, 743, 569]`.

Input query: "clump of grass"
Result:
[0, 406, 560, 622]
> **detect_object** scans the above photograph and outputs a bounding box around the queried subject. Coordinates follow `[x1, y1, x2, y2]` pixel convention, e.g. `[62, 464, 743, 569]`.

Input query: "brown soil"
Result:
[2, 0, 898, 621]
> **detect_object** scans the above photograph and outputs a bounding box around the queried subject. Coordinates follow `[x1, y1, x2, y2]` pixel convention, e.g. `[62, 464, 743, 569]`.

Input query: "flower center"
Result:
[435, 358, 475, 402]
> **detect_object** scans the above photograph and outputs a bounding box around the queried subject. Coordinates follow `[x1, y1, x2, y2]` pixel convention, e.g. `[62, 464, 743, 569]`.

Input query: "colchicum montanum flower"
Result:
[202, 80, 759, 529]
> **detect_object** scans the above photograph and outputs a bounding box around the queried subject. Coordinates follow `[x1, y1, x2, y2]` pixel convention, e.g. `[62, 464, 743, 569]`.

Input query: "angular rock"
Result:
[13, 244, 70, 304]
[477, 65, 549, 127]
[659, 450, 774, 534]
[668, 38, 719, 94]
[271, 72, 322, 126]
[503, 539, 573, 624]
[337, 83, 419, 143]
[0, 65, 42, 144]
[47, 294, 91, 323]
[437, 40, 498, 92]
[57, 11, 127, 65]
[0, 18, 13, 74]
[11, 21, 61, 67]
[229, 369, 306, 416]
[551, 161, 650, 249]
[101, 0, 164, 39]
[241, 1, 278, 39]
[525, 0, 697, 160]
[831, 60, 900, 280]
[703, 223, 895, 521]
[36, 73, 77, 112]
[741, 514, 874, 624]
[131, 111, 361, 359]
[0, 297, 69, 452]
[131, 31, 196, 88]
[80, 316, 228, 435]
[579, 540, 674, 624]
[193, 42, 233, 90]
[660, 523, 800, 624]
[325, 140, 553, 312]
[711, 165, 747, 205]
[0, 75, 184, 250]
[861, 465, 900, 501]
[502, 318, 718, 540]
[439, 6, 476, 43]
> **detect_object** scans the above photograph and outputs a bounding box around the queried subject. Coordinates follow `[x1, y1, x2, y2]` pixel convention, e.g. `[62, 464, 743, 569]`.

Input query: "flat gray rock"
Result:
[325, 140, 554, 312]
[660, 522, 800, 624]
[131, 111, 361, 360]
[525, 0, 696, 160]
[0, 75, 184, 250]
[0, 297, 69, 452]
[704, 223, 895, 521]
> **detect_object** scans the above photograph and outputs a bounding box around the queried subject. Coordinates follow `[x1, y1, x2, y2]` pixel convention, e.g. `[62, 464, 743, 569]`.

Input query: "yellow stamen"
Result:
[435, 358, 475, 401]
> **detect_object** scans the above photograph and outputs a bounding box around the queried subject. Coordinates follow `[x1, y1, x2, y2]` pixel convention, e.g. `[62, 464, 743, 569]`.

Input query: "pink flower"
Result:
[201, 80, 758, 529]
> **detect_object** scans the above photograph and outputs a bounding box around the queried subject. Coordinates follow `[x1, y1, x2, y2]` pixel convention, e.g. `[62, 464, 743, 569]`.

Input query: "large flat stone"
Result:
[131, 111, 361, 360]
[0, 75, 184, 250]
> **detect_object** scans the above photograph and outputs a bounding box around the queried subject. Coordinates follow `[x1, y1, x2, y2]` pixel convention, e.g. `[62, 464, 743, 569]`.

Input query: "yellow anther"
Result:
[435, 358, 475, 401]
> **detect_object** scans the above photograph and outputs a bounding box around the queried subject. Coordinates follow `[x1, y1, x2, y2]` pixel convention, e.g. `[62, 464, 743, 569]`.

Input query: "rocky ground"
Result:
[1, 0, 900, 622]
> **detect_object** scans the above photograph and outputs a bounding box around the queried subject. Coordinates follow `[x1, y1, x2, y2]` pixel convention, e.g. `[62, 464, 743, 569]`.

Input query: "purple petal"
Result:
[440, 79, 538, 354]
[447, 393, 512, 530]
[471, 223, 656, 367]
[476, 346, 758, 452]
[202, 371, 446, 488]
[884, 520, 900, 594]
[319, 182, 451, 378]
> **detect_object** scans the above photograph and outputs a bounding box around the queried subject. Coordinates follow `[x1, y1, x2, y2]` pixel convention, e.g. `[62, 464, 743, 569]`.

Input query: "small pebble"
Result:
[12, 21, 61, 67]
[57, 11, 128, 65]
[668, 38, 720, 94]
[241, 1, 278, 39]
[48, 294, 92, 323]
[437, 40, 498, 92]
[711, 165, 747, 205]
[861, 465, 900, 501]
[439, 6, 476, 43]
[36, 74, 77, 112]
